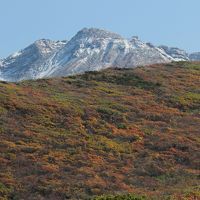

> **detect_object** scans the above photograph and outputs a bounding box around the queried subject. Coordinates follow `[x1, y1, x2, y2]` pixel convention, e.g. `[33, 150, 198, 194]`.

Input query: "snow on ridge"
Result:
[0, 28, 194, 82]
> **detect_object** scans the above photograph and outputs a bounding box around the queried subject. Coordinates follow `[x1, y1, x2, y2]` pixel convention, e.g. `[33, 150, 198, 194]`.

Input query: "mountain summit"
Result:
[0, 39, 67, 81]
[73, 27, 123, 39]
[0, 28, 198, 82]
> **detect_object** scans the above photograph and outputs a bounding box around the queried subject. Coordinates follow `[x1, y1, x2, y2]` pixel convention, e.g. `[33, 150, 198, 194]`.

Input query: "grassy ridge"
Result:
[0, 62, 199, 200]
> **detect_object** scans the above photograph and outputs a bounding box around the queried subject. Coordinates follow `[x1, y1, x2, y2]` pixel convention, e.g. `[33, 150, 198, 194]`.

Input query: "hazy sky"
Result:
[0, 0, 199, 58]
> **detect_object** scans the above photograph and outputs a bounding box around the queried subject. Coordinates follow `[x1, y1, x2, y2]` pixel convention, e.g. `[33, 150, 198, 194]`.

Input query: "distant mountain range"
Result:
[0, 28, 199, 82]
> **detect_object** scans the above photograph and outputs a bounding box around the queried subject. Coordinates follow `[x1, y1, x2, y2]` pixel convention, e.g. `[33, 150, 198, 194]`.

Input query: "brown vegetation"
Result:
[0, 62, 199, 199]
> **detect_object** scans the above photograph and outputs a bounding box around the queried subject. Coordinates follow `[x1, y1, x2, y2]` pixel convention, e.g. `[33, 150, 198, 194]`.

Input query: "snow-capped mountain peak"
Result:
[158, 45, 190, 61]
[73, 28, 123, 40]
[0, 28, 197, 82]
[0, 39, 67, 81]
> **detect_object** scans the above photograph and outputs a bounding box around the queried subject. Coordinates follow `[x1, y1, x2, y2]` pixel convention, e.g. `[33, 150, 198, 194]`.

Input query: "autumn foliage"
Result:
[0, 62, 199, 200]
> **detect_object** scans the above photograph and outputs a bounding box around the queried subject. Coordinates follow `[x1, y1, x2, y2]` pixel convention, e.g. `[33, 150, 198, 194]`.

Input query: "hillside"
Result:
[0, 62, 199, 200]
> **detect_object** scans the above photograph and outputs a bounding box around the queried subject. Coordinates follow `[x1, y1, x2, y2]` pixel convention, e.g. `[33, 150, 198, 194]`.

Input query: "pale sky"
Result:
[0, 0, 199, 58]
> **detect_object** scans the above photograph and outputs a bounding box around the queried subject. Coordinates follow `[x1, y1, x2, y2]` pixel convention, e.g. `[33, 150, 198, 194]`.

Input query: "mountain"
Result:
[189, 52, 200, 61]
[43, 28, 176, 78]
[0, 28, 192, 82]
[158, 45, 190, 61]
[0, 39, 67, 81]
[0, 62, 199, 200]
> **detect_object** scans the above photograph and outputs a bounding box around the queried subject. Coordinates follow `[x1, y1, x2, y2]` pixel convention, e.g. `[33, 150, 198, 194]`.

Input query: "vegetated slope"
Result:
[0, 62, 199, 200]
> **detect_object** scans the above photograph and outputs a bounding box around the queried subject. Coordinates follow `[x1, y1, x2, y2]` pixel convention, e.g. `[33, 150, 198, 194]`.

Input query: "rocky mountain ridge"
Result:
[0, 28, 198, 82]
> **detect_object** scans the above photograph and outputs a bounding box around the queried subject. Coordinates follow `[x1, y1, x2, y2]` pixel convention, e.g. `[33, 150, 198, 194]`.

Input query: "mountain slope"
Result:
[0, 28, 191, 82]
[189, 52, 200, 61]
[46, 28, 173, 77]
[0, 39, 67, 81]
[0, 62, 199, 200]
[158, 45, 190, 61]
